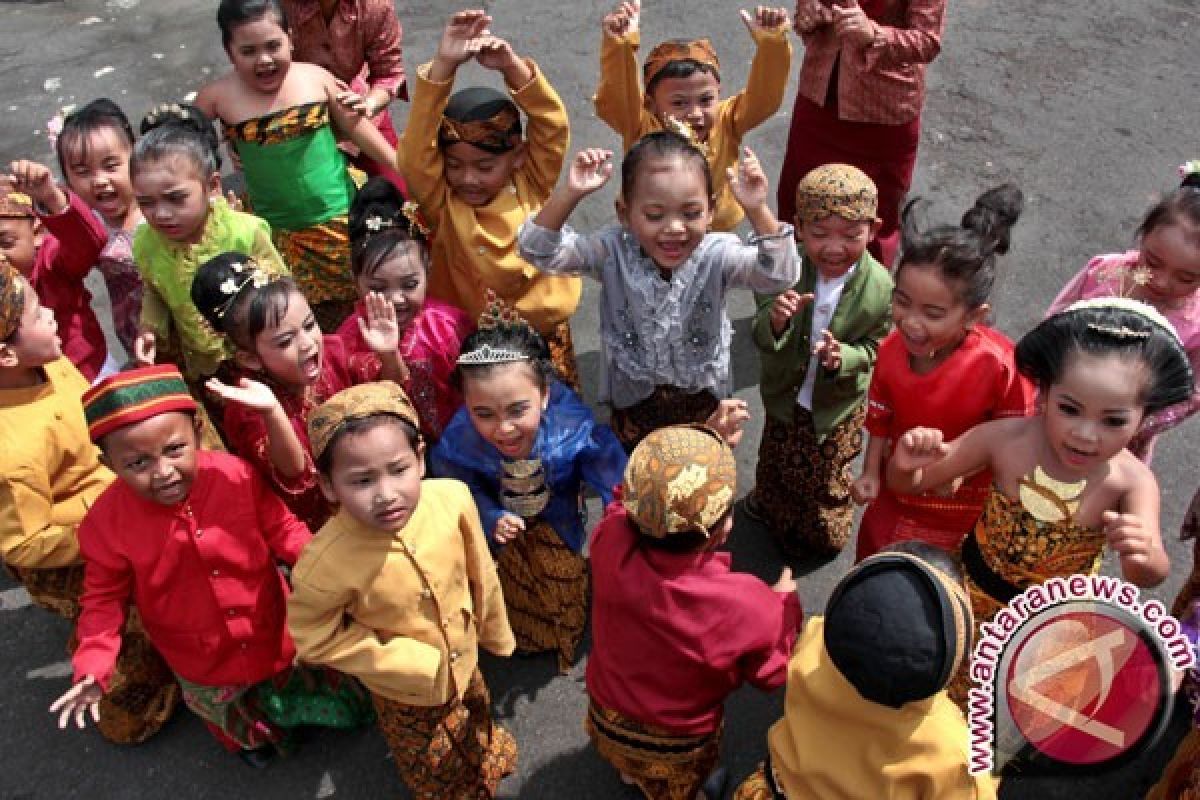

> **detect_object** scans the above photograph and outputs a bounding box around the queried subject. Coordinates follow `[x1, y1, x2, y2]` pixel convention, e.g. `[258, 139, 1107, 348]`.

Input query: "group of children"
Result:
[2, 0, 1200, 797]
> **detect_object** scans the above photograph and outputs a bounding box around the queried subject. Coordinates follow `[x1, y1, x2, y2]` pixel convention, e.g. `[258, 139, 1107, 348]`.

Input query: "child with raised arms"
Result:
[430, 298, 626, 672]
[288, 382, 517, 798]
[519, 133, 797, 449]
[596, 0, 792, 231]
[196, 0, 398, 331]
[852, 185, 1034, 560]
[398, 10, 582, 386]
[192, 253, 406, 531]
[339, 176, 474, 441]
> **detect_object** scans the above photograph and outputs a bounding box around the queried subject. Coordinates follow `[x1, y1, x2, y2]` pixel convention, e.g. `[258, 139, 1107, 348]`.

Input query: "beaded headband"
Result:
[456, 289, 536, 366]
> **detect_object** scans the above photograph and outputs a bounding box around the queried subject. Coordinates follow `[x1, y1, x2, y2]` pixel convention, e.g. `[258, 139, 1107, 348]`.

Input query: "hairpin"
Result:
[214, 258, 269, 319]
[364, 215, 396, 233]
[401, 201, 432, 238]
[1092, 257, 1152, 300]
[662, 115, 710, 158]
[1085, 322, 1151, 340]
[1063, 297, 1183, 346]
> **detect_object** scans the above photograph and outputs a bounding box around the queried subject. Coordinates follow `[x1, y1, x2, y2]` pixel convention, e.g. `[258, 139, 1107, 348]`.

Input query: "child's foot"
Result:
[697, 765, 728, 800]
[237, 746, 275, 769]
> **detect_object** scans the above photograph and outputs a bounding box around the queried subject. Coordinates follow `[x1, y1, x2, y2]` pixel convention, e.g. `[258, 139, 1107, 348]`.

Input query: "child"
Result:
[430, 301, 626, 672]
[288, 381, 518, 798]
[1047, 162, 1200, 460]
[852, 185, 1033, 560]
[0, 264, 177, 745]
[192, 253, 405, 530]
[52, 365, 372, 764]
[885, 299, 1193, 705]
[733, 542, 997, 800]
[518, 135, 800, 450]
[2, 160, 110, 381]
[398, 10, 581, 386]
[55, 98, 144, 357]
[587, 424, 801, 800]
[196, 0, 399, 331]
[339, 176, 474, 441]
[596, 0, 792, 231]
[745, 164, 893, 557]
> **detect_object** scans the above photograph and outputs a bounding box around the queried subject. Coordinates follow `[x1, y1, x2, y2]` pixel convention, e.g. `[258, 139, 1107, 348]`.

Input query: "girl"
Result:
[1048, 163, 1200, 460]
[54, 98, 143, 357]
[192, 252, 405, 531]
[851, 185, 1034, 560]
[288, 382, 518, 798]
[885, 299, 1193, 706]
[518, 133, 798, 450]
[196, 0, 398, 332]
[430, 304, 626, 672]
[339, 176, 473, 441]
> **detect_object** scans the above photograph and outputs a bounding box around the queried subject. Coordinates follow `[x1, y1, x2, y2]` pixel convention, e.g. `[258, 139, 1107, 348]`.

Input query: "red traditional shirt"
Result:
[283, 0, 407, 101]
[223, 334, 379, 531]
[72, 451, 312, 689]
[586, 503, 802, 736]
[29, 191, 108, 380]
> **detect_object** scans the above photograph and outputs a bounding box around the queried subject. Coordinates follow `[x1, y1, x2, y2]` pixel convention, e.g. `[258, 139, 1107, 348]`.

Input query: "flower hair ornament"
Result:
[213, 258, 271, 320]
[1180, 160, 1200, 183]
[456, 289, 537, 366]
[143, 103, 192, 129]
[45, 105, 76, 150]
[361, 201, 432, 242]
[663, 115, 710, 158]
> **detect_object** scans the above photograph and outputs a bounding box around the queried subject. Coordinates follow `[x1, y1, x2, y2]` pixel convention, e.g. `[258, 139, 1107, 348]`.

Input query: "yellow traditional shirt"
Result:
[594, 27, 792, 232]
[767, 617, 998, 799]
[398, 60, 581, 335]
[287, 478, 515, 706]
[0, 358, 114, 569]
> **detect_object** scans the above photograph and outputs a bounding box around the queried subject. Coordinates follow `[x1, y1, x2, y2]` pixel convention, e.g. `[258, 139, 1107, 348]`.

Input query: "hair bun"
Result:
[349, 176, 407, 239]
[960, 183, 1023, 256]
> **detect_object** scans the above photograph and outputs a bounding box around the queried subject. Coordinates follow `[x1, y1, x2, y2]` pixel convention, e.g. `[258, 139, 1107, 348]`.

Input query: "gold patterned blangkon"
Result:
[501, 458, 550, 519]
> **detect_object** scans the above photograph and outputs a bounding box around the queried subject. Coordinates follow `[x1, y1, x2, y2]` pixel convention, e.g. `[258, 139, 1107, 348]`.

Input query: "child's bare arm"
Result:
[322, 67, 398, 169]
[886, 422, 995, 495]
[1108, 463, 1169, 587]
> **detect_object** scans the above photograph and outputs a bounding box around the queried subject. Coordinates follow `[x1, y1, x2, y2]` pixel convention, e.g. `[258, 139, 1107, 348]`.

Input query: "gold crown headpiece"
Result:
[456, 290, 538, 366]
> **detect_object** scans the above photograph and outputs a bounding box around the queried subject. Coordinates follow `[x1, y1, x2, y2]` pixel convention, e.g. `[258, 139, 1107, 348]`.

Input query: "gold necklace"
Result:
[1017, 465, 1087, 524]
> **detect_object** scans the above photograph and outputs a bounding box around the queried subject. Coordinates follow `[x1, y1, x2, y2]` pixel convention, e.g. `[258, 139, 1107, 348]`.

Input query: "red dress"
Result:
[855, 327, 1034, 560]
[222, 335, 380, 530]
[72, 451, 312, 690]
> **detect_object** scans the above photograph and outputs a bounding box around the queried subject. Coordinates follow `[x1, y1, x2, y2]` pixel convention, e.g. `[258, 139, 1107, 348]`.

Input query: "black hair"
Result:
[896, 183, 1024, 309]
[1015, 304, 1194, 414]
[216, 0, 289, 48]
[55, 98, 136, 177]
[440, 87, 523, 155]
[1136, 171, 1200, 244]
[644, 55, 720, 97]
[314, 413, 421, 475]
[454, 323, 557, 393]
[881, 540, 966, 586]
[191, 252, 299, 351]
[132, 103, 222, 178]
[348, 177, 430, 279]
[620, 130, 713, 203]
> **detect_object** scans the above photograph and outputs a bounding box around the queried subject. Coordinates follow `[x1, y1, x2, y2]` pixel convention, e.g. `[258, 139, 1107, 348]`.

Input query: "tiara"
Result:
[662, 115, 709, 158]
[1062, 297, 1183, 346]
[213, 258, 270, 319]
[455, 289, 537, 366]
[457, 343, 529, 366]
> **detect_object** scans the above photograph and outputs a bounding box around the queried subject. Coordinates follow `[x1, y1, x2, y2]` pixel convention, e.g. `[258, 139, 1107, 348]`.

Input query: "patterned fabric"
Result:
[96, 226, 143, 355]
[0, 258, 25, 341]
[8, 562, 85, 617]
[439, 105, 521, 151]
[82, 365, 197, 442]
[273, 218, 358, 309]
[642, 38, 720, 86]
[1146, 729, 1200, 800]
[732, 763, 782, 800]
[307, 379, 418, 462]
[283, 0, 406, 99]
[224, 101, 330, 146]
[586, 701, 721, 800]
[611, 385, 719, 452]
[793, 163, 878, 223]
[494, 519, 588, 673]
[622, 423, 736, 539]
[373, 669, 517, 800]
[750, 404, 865, 556]
[544, 320, 580, 391]
[0, 189, 33, 217]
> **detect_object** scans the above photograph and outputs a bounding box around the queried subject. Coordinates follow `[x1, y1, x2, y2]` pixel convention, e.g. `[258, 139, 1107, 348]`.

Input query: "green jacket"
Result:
[754, 251, 893, 438]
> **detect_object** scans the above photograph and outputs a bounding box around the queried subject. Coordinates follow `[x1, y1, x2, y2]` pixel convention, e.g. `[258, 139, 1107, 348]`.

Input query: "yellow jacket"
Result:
[288, 478, 515, 705]
[0, 358, 114, 569]
[399, 60, 581, 335]
[594, 27, 791, 232]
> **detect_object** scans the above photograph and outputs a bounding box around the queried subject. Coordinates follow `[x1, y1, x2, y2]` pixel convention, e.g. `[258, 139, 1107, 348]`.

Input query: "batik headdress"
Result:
[0, 257, 26, 341]
[456, 290, 538, 366]
[795, 164, 879, 223]
[621, 424, 737, 538]
[439, 87, 522, 154]
[643, 37, 720, 88]
[0, 188, 34, 219]
[308, 381, 421, 463]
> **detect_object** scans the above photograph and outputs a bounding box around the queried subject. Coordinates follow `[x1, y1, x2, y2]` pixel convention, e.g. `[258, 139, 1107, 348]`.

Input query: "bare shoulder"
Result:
[1108, 448, 1157, 493]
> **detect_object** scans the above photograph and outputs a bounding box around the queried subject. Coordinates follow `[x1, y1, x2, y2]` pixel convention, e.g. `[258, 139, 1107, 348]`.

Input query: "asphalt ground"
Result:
[1, 0, 1198, 797]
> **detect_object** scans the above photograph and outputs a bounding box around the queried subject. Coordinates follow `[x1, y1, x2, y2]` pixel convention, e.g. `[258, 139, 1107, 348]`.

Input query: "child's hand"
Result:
[494, 513, 526, 545]
[891, 427, 949, 472]
[769, 289, 813, 336]
[814, 329, 841, 371]
[603, 0, 640, 38]
[435, 10, 492, 69]
[772, 566, 797, 594]
[728, 147, 770, 213]
[224, 189, 244, 212]
[6, 159, 68, 215]
[706, 397, 750, 448]
[205, 377, 282, 413]
[741, 5, 791, 35]
[565, 149, 614, 196]
[850, 473, 878, 504]
[132, 330, 157, 366]
[831, 0, 877, 48]
[793, 0, 833, 34]
[1103, 511, 1154, 566]
[358, 291, 401, 356]
[474, 35, 518, 72]
[49, 675, 104, 730]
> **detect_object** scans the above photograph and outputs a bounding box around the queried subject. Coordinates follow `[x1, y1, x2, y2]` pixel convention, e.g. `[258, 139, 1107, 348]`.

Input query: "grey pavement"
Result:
[1, 0, 1197, 798]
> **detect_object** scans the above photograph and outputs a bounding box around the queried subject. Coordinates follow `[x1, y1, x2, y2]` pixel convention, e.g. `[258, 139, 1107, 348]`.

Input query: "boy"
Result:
[596, 1, 792, 231]
[398, 10, 581, 386]
[744, 164, 893, 556]
[0, 262, 176, 744]
[733, 542, 998, 799]
[587, 424, 801, 800]
[1, 160, 110, 380]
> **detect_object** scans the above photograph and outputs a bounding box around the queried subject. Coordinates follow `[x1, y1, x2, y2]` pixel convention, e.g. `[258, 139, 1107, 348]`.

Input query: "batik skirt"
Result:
[543, 320, 580, 392]
[611, 386, 720, 453]
[273, 219, 357, 332]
